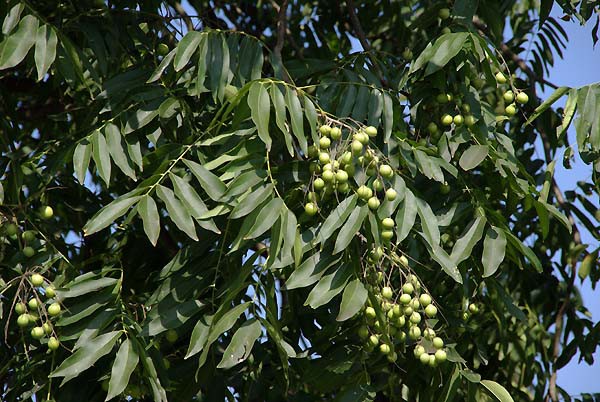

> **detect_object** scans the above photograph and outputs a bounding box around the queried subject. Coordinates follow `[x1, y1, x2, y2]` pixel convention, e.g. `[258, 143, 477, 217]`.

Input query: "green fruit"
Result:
[424, 304, 438, 318]
[402, 283, 414, 295]
[307, 145, 319, 158]
[356, 131, 370, 145]
[402, 48, 413, 59]
[441, 27, 451, 34]
[396, 315, 406, 327]
[319, 125, 332, 136]
[392, 304, 402, 317]
[385, 188, 397, 201]
[335, 170, 349, 183]
[314, 178, 325, 190]
[358, 325, 369, 339]
[436, 93, 449, 104]
[468, 303, 480, 314]
[319, 137, 331, 149]
[503, 90, 514, 103]
[387, 351, 398, 362]
[31, 326, 44, 340]
[419, 352, 431, 364]
[432, 337, 444, 349]
[48, 302, 61, 316]
[440, 183, 451, 194]
[357, 186, 373, 200]
[28, 299, 39, 310]
[379, 164, 393, 178]
[48, 336, 59, 351]
[322, 170, 335, 182]
[15, 302, 27, 315]
[414, 345, 425, 358]
[427, 122, 439, 134]
[330, 127, 342, 140]
[22, 231, 36, 242]
[43, 322, 53, 335]
[304, 203, 318, 216]
[434, 349, 447, 363]
[368, 197, 380, 210]
[365, 166, 377, 176]
[371, 247, 384, 261]
[403, 306, 413, 316]
[365, 306, 377, 319]
[399, 255, 409, 268]
[381, 230, 394, 241]
[365, 126, 378, 137]
[157, 43, 170, 56]
[31, 273, 44, 287]
[495, 72, 507, 84]
[337, 182, 350, 193]
[381, 286, 393, 300]
[6, 223, 18, 236]
[441, 114, 453, 126]
[309, 161, 321, 174]
[165, 329, 178, 343]
[399, 294, 411, 305]
[23, 247, 35, 258]
[461, 103, 471, 113]
[423, 328, 436, 340]
[505, 104, 517, 116]
[428, 354, 438, 367]
[368, 334, 380, 346]
[409, 326, 421, 340]
[410, 298, 420, 310]
[379, 343, 391, 355]
[17, 314, 30, 327]
[382, 218, 394, 230]
[464, 115, 476, 127]
[41, 206, 54, 219]
[438, 8, 450, 19]
[516, 92, 529, 104]
[351, 140, 363, 154]
[373, 179, 384, 192]
[318, 152, 330, 164]
[410, 312, 422, 324]
[453, 114, 464, 126]
[341, 151, 353, 165]
[419, 294, 432, 307]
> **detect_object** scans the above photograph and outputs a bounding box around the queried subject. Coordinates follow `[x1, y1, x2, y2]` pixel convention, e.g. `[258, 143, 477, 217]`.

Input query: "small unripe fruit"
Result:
[396, 315, 406, 327]
[410, 298, 421, 310]
[381, 286, 393, 300]
[434, 349, 447, 363]
[438, 8, 450, 19]
[409, 326, 422, 340]
[43, 322, 53, 335]
[335, 170, 349, 183]
[399, 255, 409, 268]
[322, 170, 335, 182]
[22, 231, 36, 242]
[23, 247, 35, 258]
[387, 351, 398, 362]
[505, 104, 517, 116]
[165, 329, 178, 343]
[428, 354, 438, 367]
[307, 145, 319, 158]
[157, 42, 170, 56]
[369, 334, 379, 346]
[314, 178, 325, 190]
[337, 182, 350, 193]
[461, 103, 471, 113]
[392, 304, 402, 317]
[309, 161, 321, 174]
[41, 206, 54, 219]
[31, 274, 44, 287]
[319, 125, 332, 136]
[28, 299, 39, 310]
[424, 304, 438, 318]
[358, 325, 369, 339]
[441, 27, 451, 34]
[365, 306, 377, 319]
[399, 294, 411, 305]
[341, 151, 353, 165]
[440, 183, 451, 194]
[436, 93, 449, 104]
[17, 314, 30, 327]
[304, 203, 318, 216]
[365, 126, 378, 137]
[503, 90, 514, 103]
[330, 127, 342, 140]
[432, 337, 444, 349]
[410, 312, 422, 324]
[423, 328, 436, 340]
[402, 48, 413, 59]
[427, 122, 439, 134]
[357, 186, 373, 200]
[368, 197, 380, 210]
[468, 303, 480, 314]
[379, 343, 391, 355]
[379, 164, 393, 178]
[419, 294, 432, 307]
[318, 152, 330, 164]
[495, 72, 507, 84]
[453, 114, 464, 126]
[516, 92, 529, 104]
[31, 326, 44, 339]
[382, 218, 394, 230]
[420, 352, 431, 364]
[15, 302, 27, 315]
[48, 303, 61, 317]
[402, 283, 414, 295]
[48, 336, 60, 351]
[373, 179, 384, 192]
[414, 345, 426, 358]
[319, 137, 331, 149]
[323, 163, 333, 171]
[441, 114, 453, 126]
[381, 230, 394, 241]
[351, 140, 363, 154]
[355, 132, 369, 145]
[6, 223, 19, 236]
[365, 166, 377, 176]
[403, 306, 413, 316]
[385, 188, 397, 201]
[464, 115, 476, 127]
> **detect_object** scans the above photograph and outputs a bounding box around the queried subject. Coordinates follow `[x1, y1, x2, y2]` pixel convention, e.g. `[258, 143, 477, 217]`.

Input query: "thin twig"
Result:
[172, 1, 195, 32]
[272, 0, 292, 83]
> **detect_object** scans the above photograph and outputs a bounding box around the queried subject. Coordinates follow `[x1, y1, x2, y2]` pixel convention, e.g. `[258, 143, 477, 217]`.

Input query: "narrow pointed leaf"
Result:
[0, 15, 38, 69]
[84, 195, 141, 235]
[106, 339, 139, 401]
[248, 82, 272, 149]
[217, 319, 262, 369]
[34, 25, 58, 81]
[183, 158, 226, 201]
[138, 195, 160, 246]
[482, 226, 507, 277]
[334, 205, 368, 254]
[174, 31, 202, 71]
[156, 185, 198, 240]
[73, 140, 92, 184]
[105, 123, 136, 179]
[92, 130, 111, 186]
[336, 279, 368, 321]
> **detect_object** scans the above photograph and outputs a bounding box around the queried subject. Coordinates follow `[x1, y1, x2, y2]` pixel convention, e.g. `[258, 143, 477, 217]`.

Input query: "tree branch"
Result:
[172, 1, 195, 32]
[270, 0, 292, 83]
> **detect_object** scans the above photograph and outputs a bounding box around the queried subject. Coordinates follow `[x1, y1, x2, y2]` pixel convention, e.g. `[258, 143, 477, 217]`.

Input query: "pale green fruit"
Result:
[410, 312, 422, 324]
[379, 164, 393, 178]
[319, 137, 331, 149]
[402, 283, 414, 295]
[414, 345, 426, 358]
[419, 294, 432, 307]
[385, 188, 397, 201]
[381, 286, 393, 300]
[516, 92, 529, 104]
[369, 334, 379, 346]
[365, 126, 377, 137]
[48, 336, 60, 351]
[319, 125, 332, 136]
[314, 178, 325, 190]
[31, 326, 44, 339]
[379, 343, 391, 355]
[433, 337, 444, 349]
[351, 140, 363, 154]
[304, 203, 318, 216]
[31, 273, 44, 286]
[48, 302, 61, 316]
[441, 114, 453, 126]
[503, 90, 514, 103]
[381, 230, 394, 241]
[368, 197, 380, 210]
[435, 349, 447, 363]
[495, 72, 507, 84]
[28, 299, 39, 310]
[424, 304, 438, 318]
[365, 306, 377, 319]
[382, 218, 394, 230]
[318, 152, 330, 164]
[399, 294, 411, 305]
[453, 114, 464, 126]
[419, 352, 431, 364]
[17, 314, 30, 327]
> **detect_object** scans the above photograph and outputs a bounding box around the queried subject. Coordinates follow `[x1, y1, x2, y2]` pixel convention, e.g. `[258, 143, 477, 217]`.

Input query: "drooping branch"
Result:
[272, 0, 292, 83]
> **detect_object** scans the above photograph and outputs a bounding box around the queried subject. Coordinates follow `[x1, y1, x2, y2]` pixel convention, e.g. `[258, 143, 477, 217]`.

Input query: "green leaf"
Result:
[270, 84, 294, 156]
[217, 319, 262, 369]
[450, 215, 486, 265]
[50, 331, 121, 381]
[482, 226, 507, 277]
[169, 173, 210, 220]
[538, 160, 556, 203]
[460, 369, 481, 383]
[319, 195, 358, 243]
[286, 87, 308, 153]
[174, 31, 202, 71]
[245, 198, 284, 239]
[183, 158, 226, 201]
[414, 149, 444, 182]
[396, 189, 417, 242]
[248, 82, 272, 149]
[230, 184, 273, 219]
[382, 92, 394, 143]
[422, 238, 462, 283]
[156, 185, 198, 240]
[185, 315, 214, 359]
[556, 88, 577, 139]
[304, 95, 318, 145]
[503, 229, 542, 272]
[416, 197, 440, 246]
[480, 380, 515, 402]
[336, 279, 368, 321]
[525, 86, 570, 125]
[286, 252, 340, 289]
[73, 140, 92, 184]
[144, 300, 203, 336]
[147, 48, 176, 83]
[124, 101, 160, 134]
[0, 15, 38, 69]
[138, 195, 160, 246]
[92, 130, 111, 186]
[459, 145, 488, 170]
[106, 339, 139, 401]
[34, 25, 58, 81]
[56, 277, 118, 299]
[411, 32, 469, 76]
[84, 195, 141, 235]
[2, 4, 24, 35]
[334, 205, 368, 254]
[105, 123, 136, 180]
[305, 263, 353, 308]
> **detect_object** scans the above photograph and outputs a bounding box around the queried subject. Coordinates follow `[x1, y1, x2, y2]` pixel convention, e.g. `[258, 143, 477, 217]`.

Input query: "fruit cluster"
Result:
[359, 273, 447, 367]
[13, 272, 61, 351]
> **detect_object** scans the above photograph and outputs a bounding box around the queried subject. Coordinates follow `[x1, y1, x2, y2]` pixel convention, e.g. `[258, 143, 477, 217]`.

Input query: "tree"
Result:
[0, 0, 599, 400]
